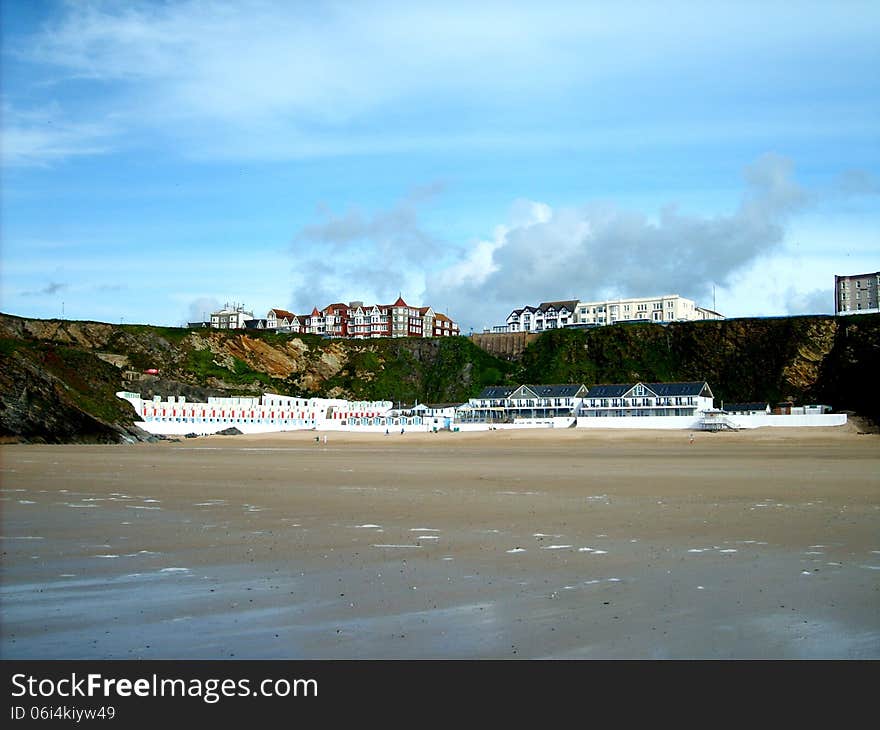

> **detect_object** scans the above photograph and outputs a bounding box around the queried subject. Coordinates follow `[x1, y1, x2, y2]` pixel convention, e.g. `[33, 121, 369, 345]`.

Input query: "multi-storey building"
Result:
[432, 312, 460, 337]
[266, 308, 299, 330]
[503, 294, 722, 332]
[209, 303, 254, 329]
[835, 272, 880, 315]
[257, 297, 460, 339]
[505, 300, 578, 332]
[463, 384, 588, 421]
[579, 381, 714, 417]
[574, 294, 722, 326]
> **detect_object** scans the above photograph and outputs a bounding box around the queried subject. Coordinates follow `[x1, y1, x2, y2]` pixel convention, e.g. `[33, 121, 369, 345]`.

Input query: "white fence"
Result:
[576, 413, 848, 430]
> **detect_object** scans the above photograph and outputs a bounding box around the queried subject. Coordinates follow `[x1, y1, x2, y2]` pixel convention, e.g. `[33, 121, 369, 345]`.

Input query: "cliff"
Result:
[0, 314, 514, 442]
[1, 312, 877, 443]
[515, 315, 880, 423]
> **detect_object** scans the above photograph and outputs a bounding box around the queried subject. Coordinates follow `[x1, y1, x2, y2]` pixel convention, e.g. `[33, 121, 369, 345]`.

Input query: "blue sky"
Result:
[1, 0, 878, 332]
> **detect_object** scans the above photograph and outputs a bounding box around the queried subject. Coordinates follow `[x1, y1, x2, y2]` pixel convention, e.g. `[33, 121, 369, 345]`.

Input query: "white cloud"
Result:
[424, 154, 816, 330]
[9, 1, 876, 162]
[0, 104, 114, 166]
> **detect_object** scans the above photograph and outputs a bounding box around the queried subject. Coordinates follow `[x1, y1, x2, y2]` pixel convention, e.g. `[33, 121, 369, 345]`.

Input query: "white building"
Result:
[574, 294, 723, 326]
[117, 391, 395, 435]
[505, 300, 578, 332]
[463, 384, 588, 421]
[502, 295, 722, 332]
[579, 381, 715, 417]
[210, 303, 254, 329]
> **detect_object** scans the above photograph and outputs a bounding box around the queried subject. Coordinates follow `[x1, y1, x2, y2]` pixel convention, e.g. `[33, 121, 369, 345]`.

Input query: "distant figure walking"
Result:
[315, 435, 320, 444]
[323, 434, 328, 445]
[400, 427, 405, 434]
[385, 428, 389, 436]
[689, 433, 695, 445]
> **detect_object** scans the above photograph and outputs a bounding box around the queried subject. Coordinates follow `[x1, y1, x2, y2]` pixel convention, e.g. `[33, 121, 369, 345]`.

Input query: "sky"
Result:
[1, 0, 878, 333]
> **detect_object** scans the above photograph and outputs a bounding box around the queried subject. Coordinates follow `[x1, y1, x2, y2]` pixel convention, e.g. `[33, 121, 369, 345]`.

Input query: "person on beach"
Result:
[689, 433, 695, 444]
[323, 434, 328, 445]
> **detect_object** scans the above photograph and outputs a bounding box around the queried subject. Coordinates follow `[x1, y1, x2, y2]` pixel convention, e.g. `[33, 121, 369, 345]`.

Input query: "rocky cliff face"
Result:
[1, 312, 877, 443]
[0, 314, 513, 442]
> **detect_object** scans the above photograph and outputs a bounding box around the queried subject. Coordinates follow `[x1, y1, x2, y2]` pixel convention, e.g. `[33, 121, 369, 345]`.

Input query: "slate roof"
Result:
[537, 300, 578, 313]
[517, 384, 586, 398]
[585, 381, 713, 398]
[583, 384, 631, 398]
[475, 386, 516, 399]
[644, 382, 712, 397]
[723, 402, 769, 413]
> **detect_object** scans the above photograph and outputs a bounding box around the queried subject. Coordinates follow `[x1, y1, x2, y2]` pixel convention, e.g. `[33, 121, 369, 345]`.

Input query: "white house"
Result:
[210, 303, 254, 329]
[506, 300, 578, 332]
[463, 384, 588, 421]
[579, 381, 715, 417]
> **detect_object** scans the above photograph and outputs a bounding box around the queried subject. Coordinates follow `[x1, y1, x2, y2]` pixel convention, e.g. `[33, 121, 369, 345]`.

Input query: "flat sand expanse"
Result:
[1, 427, 878, 659]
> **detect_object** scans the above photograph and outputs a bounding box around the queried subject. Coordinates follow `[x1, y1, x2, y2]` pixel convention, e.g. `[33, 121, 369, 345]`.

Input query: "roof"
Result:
[530, 384, 587, 397]
[644, 382, 712, 397]
[475, 386, 516, 399]
[584, 384, 631, 398]
[512, 384, 587, 399]
[269, 308, 295, 319]
[392, 296, 408, 307]
[311, 306, 320, 316]
[723, 402, 769, 412]
[243, 319, 267, 329]
[425, 402, 464, 409]
[537, 300, 579, 312]
[585, 381, 713, 398]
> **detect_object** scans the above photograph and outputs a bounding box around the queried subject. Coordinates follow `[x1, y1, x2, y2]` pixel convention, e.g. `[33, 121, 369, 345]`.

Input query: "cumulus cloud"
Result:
[284, 154, 827, 330]
[290, 184, 447, 313]
[423, 154, 812, 330]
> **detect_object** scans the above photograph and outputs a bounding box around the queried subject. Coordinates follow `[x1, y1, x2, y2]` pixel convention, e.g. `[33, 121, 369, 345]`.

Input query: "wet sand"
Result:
[1, 427, 878, 659]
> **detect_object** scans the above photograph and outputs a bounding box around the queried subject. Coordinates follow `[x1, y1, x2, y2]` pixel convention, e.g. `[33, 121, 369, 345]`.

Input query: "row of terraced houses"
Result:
[199, 297, 460, 338]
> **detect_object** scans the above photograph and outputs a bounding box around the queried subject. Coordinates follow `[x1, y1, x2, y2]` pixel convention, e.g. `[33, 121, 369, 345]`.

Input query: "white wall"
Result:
[726, 414, 847, 429]
[576, 413, 848, 430]
[577, 415, 701, 429]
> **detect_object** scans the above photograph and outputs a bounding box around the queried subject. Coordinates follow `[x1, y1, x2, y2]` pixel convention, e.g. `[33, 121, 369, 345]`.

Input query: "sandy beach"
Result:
[1, 426, 878, 659]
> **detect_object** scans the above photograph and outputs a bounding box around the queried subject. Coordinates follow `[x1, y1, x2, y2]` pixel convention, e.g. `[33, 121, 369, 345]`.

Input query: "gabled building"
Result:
[266, 308, 299, 331]
[322, 303, 350, 337]
[506, 300, 578, 332]
[432, 312, 460, 337]
[580, 381, 714, 417]
[464, 384, 587, 421]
